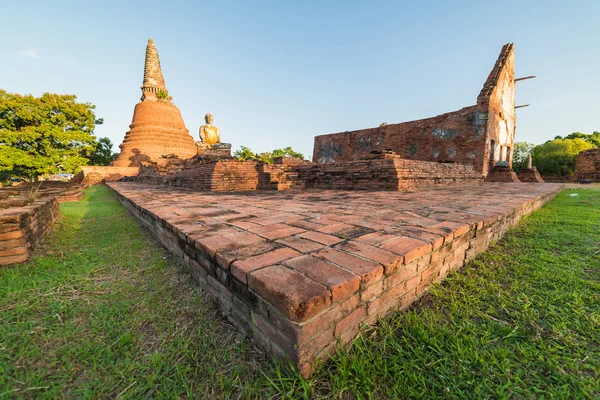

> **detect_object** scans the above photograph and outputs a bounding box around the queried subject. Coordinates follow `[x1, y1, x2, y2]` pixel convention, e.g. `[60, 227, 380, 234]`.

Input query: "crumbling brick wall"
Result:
[312, 44, 516, 177]
[296, 154, 483, 191]
[574, 148, 600, 181]
[0, 197, 60, 266]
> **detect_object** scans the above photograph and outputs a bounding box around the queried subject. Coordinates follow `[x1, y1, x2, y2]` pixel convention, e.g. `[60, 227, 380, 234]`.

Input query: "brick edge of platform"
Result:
[0, 197, 60, 266]
[107, 183, 563, 377]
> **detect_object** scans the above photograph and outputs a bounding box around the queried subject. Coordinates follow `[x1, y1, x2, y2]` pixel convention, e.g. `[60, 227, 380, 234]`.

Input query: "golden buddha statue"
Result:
[199, 113, 220, 147]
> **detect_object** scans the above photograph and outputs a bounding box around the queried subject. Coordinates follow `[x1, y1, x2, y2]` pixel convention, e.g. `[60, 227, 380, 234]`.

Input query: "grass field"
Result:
[1, 185, 598, 399]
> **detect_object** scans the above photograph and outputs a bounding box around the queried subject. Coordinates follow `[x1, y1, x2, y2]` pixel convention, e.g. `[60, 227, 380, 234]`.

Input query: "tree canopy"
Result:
[555, 131, 600, 147]
[531, 138, 594, 176]
[512, 142, 535, 171]
[233, 146, 304, 164]
[90, 137, 117, 166]
[0, 90, 104, 178]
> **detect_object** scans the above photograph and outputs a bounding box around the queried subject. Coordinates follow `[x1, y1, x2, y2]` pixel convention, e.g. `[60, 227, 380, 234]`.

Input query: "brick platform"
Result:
[107, 182, 563, 377]
[0, 197, 60, 266]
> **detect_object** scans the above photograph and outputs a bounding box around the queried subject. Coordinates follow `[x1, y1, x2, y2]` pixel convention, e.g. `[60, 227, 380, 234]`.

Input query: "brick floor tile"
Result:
[381, 236, 432, 263]
[316, 223, 355, 235]
[257, 225, 306, 240]
[314, 248, 383, 286]
[276, 236, 325, 253]
[297, 231, 343, 246]
[336, 240, 402, 274]
[354, 231, 397, 246]
[284, 255, 360, 302]
[215, 241, 279, 270]
[232, 247, 301, 283]
[248, 265, 331, 322]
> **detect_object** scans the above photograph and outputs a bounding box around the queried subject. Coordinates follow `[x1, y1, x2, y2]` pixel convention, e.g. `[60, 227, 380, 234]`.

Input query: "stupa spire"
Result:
[141, 38, 167, 97]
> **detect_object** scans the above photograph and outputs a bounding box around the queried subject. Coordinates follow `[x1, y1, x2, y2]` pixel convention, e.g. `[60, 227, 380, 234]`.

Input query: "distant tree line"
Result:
[233, 146, 304, 164]
[0, 89, 116, 180]
[514, 131, 599, 176]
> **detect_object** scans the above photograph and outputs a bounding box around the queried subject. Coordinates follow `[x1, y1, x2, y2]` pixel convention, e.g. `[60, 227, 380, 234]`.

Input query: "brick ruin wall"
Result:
[128, 155, 483, 193]
[297, 154, 483, 191]
[80, 166, 140, 186]
[312, 44, 516, 177]
[0, 197, 60, 266]
[135, 160, 270, 191]
[107, 182, 562, 377]
[574, 148, 600, 181]
[313, 105, 488, 172]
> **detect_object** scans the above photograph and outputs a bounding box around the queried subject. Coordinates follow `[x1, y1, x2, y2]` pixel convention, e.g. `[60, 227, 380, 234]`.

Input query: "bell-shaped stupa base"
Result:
[112, 101, 196, 167]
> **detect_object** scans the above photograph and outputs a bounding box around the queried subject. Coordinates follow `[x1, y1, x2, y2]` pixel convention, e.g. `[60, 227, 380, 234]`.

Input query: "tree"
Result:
[512, 142, 535, 171]
[0, 90, 103, 178]
[531, 138, 594, 176]
[232, 145, 255, 161]
[557, 132, 600, 147]
[90, 137, 117, 166]
[233, 146, 304, 164]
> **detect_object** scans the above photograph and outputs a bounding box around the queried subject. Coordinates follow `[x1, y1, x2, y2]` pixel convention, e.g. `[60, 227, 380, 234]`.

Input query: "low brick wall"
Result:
[80, 166, 140, 185]
[133, 160, 302, 192]
[107, 182, 562, 377]
[295, 155, 483, 190]
[0, 197, 60, 266]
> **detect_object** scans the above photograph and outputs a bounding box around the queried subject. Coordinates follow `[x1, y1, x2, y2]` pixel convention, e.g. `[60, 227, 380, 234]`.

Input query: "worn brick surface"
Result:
[575, 148, 600, 182]
[107, 181, 563, 378]
[0, 196, 60, 266]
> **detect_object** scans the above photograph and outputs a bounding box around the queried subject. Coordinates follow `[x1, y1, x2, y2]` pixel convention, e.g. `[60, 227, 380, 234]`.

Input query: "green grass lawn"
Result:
[1, 186, 598, 399]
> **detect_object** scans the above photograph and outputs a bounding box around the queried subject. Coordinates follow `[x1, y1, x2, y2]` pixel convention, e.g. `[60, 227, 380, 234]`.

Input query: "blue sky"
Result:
[2, 0, 598, 159]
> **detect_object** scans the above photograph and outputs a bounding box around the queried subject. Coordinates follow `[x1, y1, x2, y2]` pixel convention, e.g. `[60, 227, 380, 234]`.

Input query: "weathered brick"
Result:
[336, 240, 402, 274]
[231, 247, 300, 283]
[335, 306, 366, 336]
[381, 236, 432, 263]
[314, 248, 383, 287]
[248, 265, 331, 322]
[284, 254, 360, 302]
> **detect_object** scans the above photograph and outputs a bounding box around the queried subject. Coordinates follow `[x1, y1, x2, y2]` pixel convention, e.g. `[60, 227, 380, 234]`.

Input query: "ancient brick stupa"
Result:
[112, 39, 196, 167]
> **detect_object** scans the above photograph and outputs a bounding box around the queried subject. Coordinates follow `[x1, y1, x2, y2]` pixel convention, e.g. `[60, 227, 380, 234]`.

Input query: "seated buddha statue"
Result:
[199, 113, 220, 148]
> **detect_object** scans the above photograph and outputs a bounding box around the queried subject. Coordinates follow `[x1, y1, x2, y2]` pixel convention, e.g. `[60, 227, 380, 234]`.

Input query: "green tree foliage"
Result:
[232, 145, 255, 161]
[90, 137, 117, 166]
[233, 146, 304, 164]
[512, 142, 535, 171]
[556, 131, 600, 147]
[0, 90, 103, 178]
[531, 138, 594, 176]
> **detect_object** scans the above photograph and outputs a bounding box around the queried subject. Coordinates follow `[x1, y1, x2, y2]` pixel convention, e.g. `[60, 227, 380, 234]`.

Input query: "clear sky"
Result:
[2, 0, 598, 159]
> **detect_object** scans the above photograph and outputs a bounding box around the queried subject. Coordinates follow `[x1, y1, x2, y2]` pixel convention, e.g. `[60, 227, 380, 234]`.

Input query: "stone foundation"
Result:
[296, 154, 483, 190]
[106, 181, 563, 377]
[517, 167, 544, 183]
[0, 197, 60, 266]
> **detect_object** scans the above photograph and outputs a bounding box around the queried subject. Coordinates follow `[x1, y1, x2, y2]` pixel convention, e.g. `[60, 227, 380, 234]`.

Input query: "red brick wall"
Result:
[295, 154, 483, 191]
[312, 44, 516, 177]
[313, 106, 488, 172]
[575, 148, 600, 181]
[0, 197, 60, 266]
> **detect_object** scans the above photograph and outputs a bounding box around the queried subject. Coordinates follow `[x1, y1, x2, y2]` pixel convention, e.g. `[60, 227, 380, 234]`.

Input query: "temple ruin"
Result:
[112, 39, 196, 167]
[313, 44, 517, 178]
[574, 148, 600, 182]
